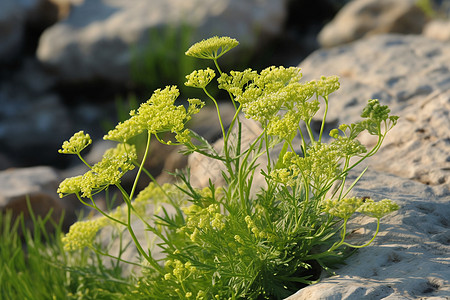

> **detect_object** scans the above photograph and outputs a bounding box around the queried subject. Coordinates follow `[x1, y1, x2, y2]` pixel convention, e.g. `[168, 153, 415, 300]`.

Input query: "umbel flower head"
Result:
[104, 86, 204, 143]
[218, 66, 325, 136]
[59, 131, 92, 154]
[185, 36, 239, 60]
[323, 197, 364, 220]
[57, 143, 137, 198]
[185, 68, 216, 89]
[357, 199, 399, 219]
[62, 218, 107, 251]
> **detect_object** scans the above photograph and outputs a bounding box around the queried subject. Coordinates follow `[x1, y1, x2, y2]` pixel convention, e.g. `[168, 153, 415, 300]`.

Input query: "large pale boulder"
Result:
[287, 168, 450, 299]
[282, 33, 450, 299]
[423, 19, 450, 42]
[318, 0, 427, 48]
[299, 34, 450, 187]
[36, 0, 287, 83]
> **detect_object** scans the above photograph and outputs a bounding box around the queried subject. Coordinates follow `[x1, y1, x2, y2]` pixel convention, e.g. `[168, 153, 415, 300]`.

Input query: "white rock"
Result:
[36, 0, 287, 83]
[282, 32, 450, 300]
[423, 19, 450, 42]
[318, 0, 427, 48]
[299, 34, 450, 187]
[286, 168, 450, 300]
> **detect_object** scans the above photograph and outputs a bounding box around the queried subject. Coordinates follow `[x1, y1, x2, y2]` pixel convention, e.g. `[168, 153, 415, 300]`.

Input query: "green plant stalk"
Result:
[77, 152, 92, 169]
[75, 193, 127, 227]
[318, 96, 329, 143]
[295, 176, 311, 232]
[129, 132, 151, 201]
[341, 219, 380, 249]
[305, 120, 315, 142]
[304, 217, 381, 261]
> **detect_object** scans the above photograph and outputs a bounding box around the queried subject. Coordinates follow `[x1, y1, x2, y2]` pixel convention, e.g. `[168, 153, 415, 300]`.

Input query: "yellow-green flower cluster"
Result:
[217, 69, 258, 96]
[244, 215, 270, 239]
[185, 36, 239, 60]
[62, 218, 107, 251]
[357, 199, 399, 219]
[303, 143, 341, 182]
[331, 136, 367, 157]
[164, 259, 198, 283]
[133, 182, 186, 215]
[163, 259, 205, 298]
[323, 197, 364, 219]
[269, 154, 301, 187]
[58, 131, 92, 154]
[187, 98, 205, 115]
[104, 86, 204, 143]
[57, 144, 137, 198]
[267, 110, 301, 140]
[315, 75, 340, 97]
[185, 68, 215, 89]
[181, 203, 226, 243]
[230, 66, 303, 123]
[323, 197, 399, 220]
[57, 175, 83, 196]
[218, 66, 326, 140]
[360, 99, 399, 135]
[271, 143, 341, 187]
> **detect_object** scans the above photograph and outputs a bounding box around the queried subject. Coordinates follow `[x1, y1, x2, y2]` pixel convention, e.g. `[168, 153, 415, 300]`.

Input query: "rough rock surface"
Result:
[283, 33, 450, 300]
[423, 19, 450, 42]
[286, 168, 450, 300]
[318, 0, 427, 48]
[299, 34, 450, 187]
[36, 0, 287, 83]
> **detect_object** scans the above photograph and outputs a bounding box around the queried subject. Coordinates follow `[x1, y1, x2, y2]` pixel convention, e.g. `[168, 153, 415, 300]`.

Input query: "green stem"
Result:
[297, 125, 307, 157]
[337, 157, 351, 200]
[76, 193, 127, 227]
[295, 178, 310, 231]
[90, 246, 144, 269]
[202, 86, 235, 178]
[203, 87, 226, 141]
[341, 218, 380, 249]
[318, 96, 329, 143]
[77, 153, 91, 169]
[305, 120, 315, 143]
[225, 105, 243, 146]
[130, 131, 151, 201]
[124, 191, 162, 273]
